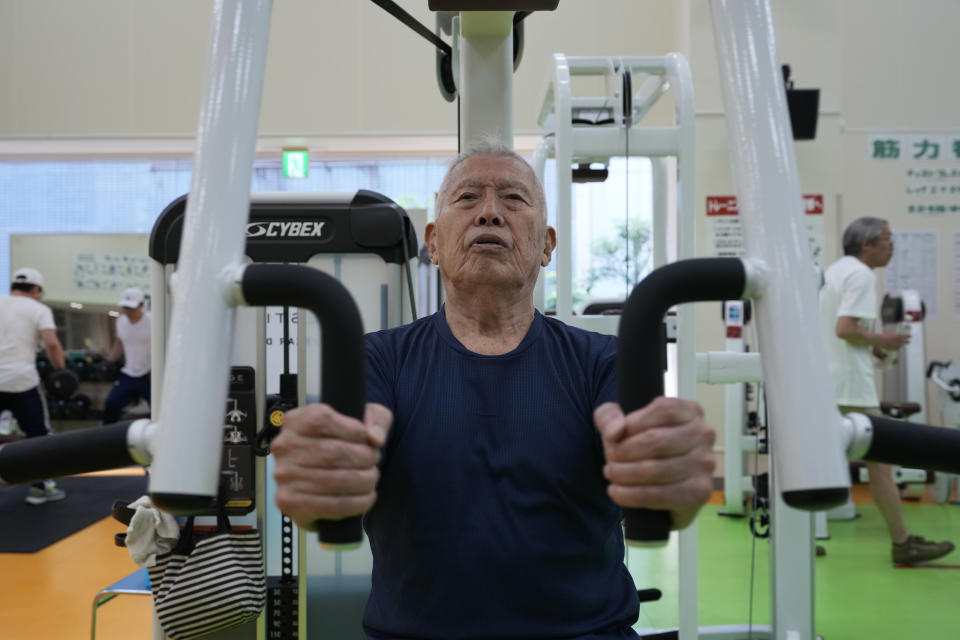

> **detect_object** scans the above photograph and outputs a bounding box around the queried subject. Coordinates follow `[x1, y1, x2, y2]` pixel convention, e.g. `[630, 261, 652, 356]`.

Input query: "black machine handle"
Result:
[241, 264, 368, 548]
[0, 421, 137, 484]
[617, 258, 746, 546]
[863, 416, 960, 474]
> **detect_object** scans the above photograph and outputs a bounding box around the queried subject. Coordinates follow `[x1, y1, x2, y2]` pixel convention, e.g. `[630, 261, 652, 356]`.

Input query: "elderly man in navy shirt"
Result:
[271, 142, 716, 640]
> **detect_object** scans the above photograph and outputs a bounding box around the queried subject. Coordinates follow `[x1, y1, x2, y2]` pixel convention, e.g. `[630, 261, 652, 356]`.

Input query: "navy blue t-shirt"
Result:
[362, 309, 639, 639]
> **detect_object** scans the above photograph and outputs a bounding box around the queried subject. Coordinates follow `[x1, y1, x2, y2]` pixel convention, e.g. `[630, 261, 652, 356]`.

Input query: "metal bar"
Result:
[570, 127, 681, 158]
[149, 0, 274, 513]
[459, 11, 514, 149]
[552, 53, 574, 318]
[710, 2, 848, 639]
[710, 0, 849, 507]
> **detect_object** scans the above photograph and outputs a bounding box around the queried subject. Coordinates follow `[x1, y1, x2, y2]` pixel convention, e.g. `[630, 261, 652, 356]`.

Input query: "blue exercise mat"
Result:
[0, 473, 148, 553]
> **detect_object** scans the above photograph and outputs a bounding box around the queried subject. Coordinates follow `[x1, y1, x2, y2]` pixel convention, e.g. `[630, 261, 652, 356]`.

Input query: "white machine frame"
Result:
[532, 52, 695, 336]
[533, 50, 704, 637]
[717, 300, 760, 518]
[928, 361, 960, 503]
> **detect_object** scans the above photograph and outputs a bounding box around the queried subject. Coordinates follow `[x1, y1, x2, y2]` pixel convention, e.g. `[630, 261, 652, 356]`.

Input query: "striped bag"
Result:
[147, 509, 265, 639]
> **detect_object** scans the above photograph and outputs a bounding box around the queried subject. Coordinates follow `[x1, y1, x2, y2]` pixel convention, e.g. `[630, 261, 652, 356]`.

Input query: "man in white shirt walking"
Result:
[0, 267, 68, 504]
[103, 287, 151, 425]
[820, 217, 953, 564]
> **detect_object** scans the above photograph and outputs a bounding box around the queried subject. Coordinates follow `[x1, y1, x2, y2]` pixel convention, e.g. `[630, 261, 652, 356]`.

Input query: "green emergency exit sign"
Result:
[282, 149, 309, 178]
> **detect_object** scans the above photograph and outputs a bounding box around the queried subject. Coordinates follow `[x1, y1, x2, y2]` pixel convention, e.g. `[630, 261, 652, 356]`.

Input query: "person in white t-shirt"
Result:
[820, 217, 953, 564]
[0, 267, 68, 504]
[103, 287, 151, 425]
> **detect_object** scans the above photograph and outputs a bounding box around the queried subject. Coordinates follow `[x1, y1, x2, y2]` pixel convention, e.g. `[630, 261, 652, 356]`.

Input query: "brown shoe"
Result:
[892, 535, 955, 565]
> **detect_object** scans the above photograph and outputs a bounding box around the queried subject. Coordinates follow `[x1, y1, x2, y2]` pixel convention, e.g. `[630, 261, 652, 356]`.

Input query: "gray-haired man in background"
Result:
[819, 217, 953, 564]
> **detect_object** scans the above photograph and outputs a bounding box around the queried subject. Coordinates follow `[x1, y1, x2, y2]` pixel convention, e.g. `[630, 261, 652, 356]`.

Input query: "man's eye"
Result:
[456, 193, 477, 201]
[506, 193, 526, 202]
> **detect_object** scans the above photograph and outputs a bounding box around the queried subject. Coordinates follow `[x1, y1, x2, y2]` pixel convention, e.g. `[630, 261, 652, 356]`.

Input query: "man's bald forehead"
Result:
[438, 153, 546, 214]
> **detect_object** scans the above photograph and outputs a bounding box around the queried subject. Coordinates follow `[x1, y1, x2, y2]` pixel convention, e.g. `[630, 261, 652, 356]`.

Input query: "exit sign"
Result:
[282, 149, 309, 178]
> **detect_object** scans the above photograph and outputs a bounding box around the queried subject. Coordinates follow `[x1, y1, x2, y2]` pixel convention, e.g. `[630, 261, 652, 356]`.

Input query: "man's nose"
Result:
[475, 194, 503, 227]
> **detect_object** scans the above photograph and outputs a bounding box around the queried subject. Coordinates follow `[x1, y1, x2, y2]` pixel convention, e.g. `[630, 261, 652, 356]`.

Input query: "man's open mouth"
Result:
[471, 234, 507, 248]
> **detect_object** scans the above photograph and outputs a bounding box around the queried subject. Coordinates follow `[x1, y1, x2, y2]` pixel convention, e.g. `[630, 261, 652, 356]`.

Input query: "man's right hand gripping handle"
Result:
[594, 398, 716, 547]
[271, 403, 391, 550]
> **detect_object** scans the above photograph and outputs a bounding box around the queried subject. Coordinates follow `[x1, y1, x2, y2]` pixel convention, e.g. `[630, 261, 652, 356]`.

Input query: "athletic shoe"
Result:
[892, 535, 955, 565]
[0, 411, 12, 435]
[24, 483, 67, 505]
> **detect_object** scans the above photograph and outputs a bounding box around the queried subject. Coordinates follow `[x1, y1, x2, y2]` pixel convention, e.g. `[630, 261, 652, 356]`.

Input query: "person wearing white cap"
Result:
[0, 267, 68, 504]
[103, 287, 151, 425]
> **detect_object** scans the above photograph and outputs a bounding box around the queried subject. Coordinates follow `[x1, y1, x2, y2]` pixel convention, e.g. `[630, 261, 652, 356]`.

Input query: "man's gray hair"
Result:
[842, 217, 888, 256]
[437, 137, 547, 215]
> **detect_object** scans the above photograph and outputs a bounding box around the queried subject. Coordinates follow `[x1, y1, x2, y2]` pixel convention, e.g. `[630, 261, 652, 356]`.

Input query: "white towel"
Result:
[125, 495, 181, 567]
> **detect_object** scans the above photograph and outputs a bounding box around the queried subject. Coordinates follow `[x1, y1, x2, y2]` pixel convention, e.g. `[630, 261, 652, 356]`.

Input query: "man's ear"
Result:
[541, 226, 557, 267]
[425, 222, 439, 265]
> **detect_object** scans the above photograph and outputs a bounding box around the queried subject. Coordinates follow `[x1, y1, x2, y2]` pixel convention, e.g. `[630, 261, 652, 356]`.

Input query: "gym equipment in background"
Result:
[149, 190, 417, 639]
[45, 368, 79, 401]
[880, 289, 927, 422]
[877, 289, 928, 499]
[716, 300, 763, 518]
[532, 52, 695, 336]
[927, 360, 960, 504]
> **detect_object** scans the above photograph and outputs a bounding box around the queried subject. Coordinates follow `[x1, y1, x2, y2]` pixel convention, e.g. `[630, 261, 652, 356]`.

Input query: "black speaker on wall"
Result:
[783, 65, 819, 140]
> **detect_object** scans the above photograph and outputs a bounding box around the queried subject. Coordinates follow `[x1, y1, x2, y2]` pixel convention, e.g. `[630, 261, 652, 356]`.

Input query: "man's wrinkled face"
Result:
[863, 224, 894, 267]
[426, 155, 556, 293]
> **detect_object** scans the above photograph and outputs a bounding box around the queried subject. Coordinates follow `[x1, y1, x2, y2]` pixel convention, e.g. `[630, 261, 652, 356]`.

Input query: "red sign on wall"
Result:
[803, 194, 824, 214]
[706, 194, 823, 215]
[706, 196, 739, 216]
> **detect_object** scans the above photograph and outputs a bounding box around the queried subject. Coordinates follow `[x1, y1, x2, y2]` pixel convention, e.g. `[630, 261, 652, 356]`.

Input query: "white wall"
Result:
[10, 233, 150, 308]
[0, 1, 681, 141]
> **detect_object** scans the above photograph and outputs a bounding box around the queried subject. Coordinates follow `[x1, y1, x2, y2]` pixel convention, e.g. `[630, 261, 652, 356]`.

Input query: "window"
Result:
[541, 155, 654, 312]
[0, 156, 453, 289]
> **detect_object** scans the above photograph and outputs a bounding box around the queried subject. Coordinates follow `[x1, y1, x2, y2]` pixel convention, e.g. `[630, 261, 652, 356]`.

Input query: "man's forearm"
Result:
[835, 317, 883, 348]
[836, 327, 876, 347]
[108, 340, 123, 362]
[46, 342, 66, 370]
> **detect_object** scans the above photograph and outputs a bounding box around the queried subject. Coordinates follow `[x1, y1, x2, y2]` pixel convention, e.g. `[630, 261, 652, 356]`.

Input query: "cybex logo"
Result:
[246, 221, 327, 238]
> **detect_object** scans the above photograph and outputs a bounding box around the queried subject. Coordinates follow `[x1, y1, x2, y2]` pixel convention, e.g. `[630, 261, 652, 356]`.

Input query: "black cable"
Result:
[747, 427, 758, 639]
[622, 68, 632, 301]
[282, 306, 290, 374]
[572, 118, 615, 126]
[369, 0, 451, 55]
[624, 134, 630, 300]
[747, 382, 769, 639]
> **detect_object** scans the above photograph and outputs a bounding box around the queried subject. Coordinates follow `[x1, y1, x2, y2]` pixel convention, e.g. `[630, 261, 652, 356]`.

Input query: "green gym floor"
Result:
[628, 489, 960, 639]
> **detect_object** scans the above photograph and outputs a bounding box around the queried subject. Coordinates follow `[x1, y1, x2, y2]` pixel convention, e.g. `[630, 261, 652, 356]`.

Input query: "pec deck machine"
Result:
[149, 191, 418, 638]
[4, 3, 960, 640]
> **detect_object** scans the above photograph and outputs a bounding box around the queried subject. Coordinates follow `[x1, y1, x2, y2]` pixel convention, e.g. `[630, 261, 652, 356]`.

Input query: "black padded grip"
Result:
[864, 416, 960, 474]
[0, 422, 135, 484]
[241, 264, 367, 548]
[617, 258, 746, 546]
